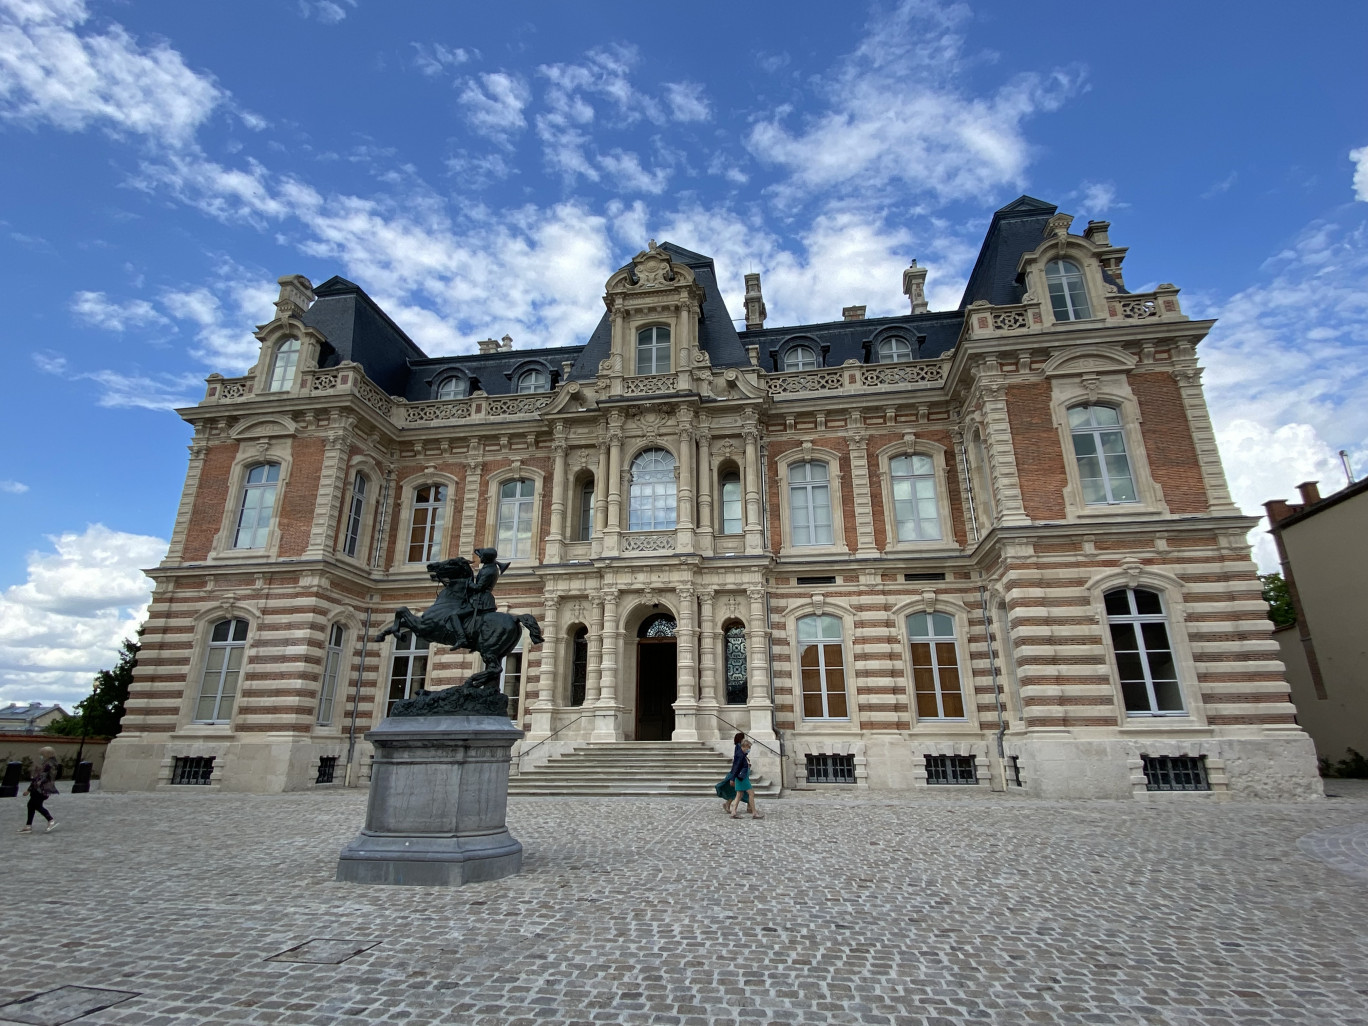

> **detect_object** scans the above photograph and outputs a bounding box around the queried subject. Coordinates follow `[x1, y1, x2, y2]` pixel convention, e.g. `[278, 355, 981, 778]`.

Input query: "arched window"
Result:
[496, 478, 535, 557]
[194, 618, 248, 723]
[797, 614, 846, 719]
[719, 469, 742, 535]
[908, 612, 965, 719]
[569, 627, 588, 706]
[1045, 259, 1091, 321]
[639, 613, 678, 638]
[233, 463, 280, 549]
[516, 368, 549, 393]
[890, 454, 941, 541]
[1068, 405, 1136, 504]
[266, 338, 300, 392]
[317, 623, 345, 726]
[342, 471, 367, 558]
[406, 484, 447, 563]
[1105, 587, 1184, 715]
[576, 477, 595, 541]
[876, 336, 914, 363]
[789, 461, 833, 546]
[724, 623, 748, 705]
[629, 448, 677, 531]
[386, 633, 429, 716]
[436, 376, 467, 400]
[783, 344, 818, 371]
[636, 325, 671, 375]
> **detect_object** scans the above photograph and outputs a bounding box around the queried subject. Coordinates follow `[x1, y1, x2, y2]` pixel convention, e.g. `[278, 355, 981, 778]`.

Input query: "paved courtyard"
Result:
[2, 782, 1366, 1026]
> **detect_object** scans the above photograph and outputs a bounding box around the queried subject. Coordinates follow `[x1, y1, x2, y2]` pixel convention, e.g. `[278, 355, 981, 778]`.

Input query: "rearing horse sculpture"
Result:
[376, 554, 543, 693]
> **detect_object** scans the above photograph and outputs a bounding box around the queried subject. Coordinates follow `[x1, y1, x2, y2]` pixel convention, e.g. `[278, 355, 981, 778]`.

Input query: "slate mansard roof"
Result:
[300, 197, 1066, 396]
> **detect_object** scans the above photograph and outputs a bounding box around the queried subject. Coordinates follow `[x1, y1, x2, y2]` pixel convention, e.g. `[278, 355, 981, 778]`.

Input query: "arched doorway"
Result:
[636, 613, 678, 740]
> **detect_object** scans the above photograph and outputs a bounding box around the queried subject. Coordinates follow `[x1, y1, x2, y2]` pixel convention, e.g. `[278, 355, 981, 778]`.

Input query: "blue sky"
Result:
[2, 0, 1366, 708]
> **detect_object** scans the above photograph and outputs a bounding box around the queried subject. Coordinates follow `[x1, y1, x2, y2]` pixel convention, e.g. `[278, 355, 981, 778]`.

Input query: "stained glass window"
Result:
[724, 624, 747, 704]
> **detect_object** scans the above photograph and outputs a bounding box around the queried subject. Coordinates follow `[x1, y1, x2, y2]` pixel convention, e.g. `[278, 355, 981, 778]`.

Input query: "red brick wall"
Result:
[1130, 372, 1208, 514]
[1006, 382, 1069, 520]
[277, 437, 324, 557]
[182, 442, 240, 560]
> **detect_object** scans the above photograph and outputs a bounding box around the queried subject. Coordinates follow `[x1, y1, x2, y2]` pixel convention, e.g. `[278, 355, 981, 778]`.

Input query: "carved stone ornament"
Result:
[629, 245, 677, 289]
[812, 593, 825, 617]
[1045, 213, 1074, 238]
[1120, 556, 1144, 586]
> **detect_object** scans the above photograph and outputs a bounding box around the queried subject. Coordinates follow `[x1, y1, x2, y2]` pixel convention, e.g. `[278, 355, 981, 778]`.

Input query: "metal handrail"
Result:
[517, 711, 590, 763]
[705, 713, 781, 757]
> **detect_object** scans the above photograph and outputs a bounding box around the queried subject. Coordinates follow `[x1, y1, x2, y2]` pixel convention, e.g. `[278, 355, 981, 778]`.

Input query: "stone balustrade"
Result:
[767, 359, 945, 398]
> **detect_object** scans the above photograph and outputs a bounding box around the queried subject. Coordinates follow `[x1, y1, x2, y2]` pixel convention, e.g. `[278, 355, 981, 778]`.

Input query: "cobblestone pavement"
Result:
[2, 783, 1366, 1026]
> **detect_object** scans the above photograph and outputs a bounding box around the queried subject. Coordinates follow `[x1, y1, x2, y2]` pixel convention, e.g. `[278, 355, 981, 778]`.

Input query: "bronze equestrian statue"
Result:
[375, 548, 542, 717]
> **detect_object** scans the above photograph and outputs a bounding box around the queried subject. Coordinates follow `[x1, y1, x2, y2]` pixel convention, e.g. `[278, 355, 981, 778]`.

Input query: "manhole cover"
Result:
[0, 986, 139, 1025]
[267, 938, 378, 964]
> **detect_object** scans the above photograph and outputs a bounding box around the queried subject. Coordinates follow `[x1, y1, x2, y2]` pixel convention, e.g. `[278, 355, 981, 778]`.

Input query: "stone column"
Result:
[675, 409, 696, 553]
[305, 420, 356, 558]
[673, 584, 699, 741]
[592, 588, 622, 741]
[845, 415, 879, 556]
[745, 586, 776, 742]
[695, 424, 715, 555]
[584, 592, 605, 705]
[454, 440, 485, 556]
[697, 588, 720, 739]
[526, 593, 558, 741]
[1172, 360, 1240, 514]
[163, 437, 209, 564]
[546, 427, 569, 563]
[591, 441, 609, 558]
[742, 413, 764, 555]
[604, 413, 624, 556]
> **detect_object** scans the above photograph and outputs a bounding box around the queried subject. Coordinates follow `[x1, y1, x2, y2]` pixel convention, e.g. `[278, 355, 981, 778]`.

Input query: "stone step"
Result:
[509, 741, 781, 798]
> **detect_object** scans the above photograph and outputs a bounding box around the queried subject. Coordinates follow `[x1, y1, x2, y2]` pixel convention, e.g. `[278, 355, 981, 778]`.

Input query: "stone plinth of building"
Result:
[336, 714, 524, 886]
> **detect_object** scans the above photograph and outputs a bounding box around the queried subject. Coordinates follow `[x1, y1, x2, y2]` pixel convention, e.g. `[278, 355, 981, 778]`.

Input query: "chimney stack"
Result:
[1296, 481, 1322, 506]
[477, 338, 500, 354]
[902, 260, 929, 314]
[274, 274, 315, 320]
[842, 305, 866, 321]
[1083, 220, 1112, 246]
[743, 272, 767, 331]
[500, 334, 514, 351]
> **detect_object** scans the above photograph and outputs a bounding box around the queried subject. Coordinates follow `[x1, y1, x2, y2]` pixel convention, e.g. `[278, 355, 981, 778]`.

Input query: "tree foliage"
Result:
[42, 634, 140, 738]
[1258, 572, 1296, 629]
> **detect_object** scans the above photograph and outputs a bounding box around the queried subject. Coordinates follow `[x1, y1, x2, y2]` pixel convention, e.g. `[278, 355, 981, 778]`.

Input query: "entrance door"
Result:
[635, 612, 679, 741]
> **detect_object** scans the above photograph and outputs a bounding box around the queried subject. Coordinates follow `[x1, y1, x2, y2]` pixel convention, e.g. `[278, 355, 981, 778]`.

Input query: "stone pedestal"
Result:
[336, 715, 524, 886]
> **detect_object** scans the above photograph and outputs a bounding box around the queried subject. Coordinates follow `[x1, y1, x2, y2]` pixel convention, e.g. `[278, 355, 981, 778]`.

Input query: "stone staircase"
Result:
[508, 741, 781, 798]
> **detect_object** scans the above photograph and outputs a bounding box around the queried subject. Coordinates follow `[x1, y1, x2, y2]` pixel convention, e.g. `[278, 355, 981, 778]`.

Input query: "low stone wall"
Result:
[0, 733, 110, 779]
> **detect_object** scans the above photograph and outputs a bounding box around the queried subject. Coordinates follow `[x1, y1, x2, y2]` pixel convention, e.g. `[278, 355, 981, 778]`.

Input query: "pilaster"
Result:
[846, 415, 879, 556]
[1172, 354, 1240, 514]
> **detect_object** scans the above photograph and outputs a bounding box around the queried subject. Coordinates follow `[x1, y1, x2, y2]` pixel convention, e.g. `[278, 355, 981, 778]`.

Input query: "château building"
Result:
[101, 196, 1322, 799]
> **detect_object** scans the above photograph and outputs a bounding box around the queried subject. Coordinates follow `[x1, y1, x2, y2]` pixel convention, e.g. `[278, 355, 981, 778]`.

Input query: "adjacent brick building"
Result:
[101, 196, 1322, 798]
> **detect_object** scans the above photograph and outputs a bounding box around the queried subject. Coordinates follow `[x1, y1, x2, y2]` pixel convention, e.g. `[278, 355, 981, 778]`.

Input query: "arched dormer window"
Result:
[515, 367, 549, 393]
[876, 336, 914, 363]
[636, 325, 671, 375]
[266, 338, 300, 392]
[783, 344, 819, 372]
[628, 448, 676, 530]
[233, 463, 280, 549]
[1045, 259, 1092, 321]
[436, 376, 467, 400]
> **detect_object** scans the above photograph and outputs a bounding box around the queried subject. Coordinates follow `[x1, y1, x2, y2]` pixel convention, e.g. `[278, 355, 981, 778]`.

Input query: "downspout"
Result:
[958, 435, 980, 545]
[759, 433, 786, 785]
[979, 585, 1008, 790]
[344, 606, 373, 787]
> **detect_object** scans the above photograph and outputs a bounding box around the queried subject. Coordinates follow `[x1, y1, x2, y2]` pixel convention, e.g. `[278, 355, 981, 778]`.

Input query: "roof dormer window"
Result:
[436, 376, 467, 400]
[876, 336, 914, 363]
[636, 325, 671, 375]
[266, 338, 300, 392]
[516, 368, 549, 393]
[1045, 259, 1092, 321]
[783, 344, 818, 372]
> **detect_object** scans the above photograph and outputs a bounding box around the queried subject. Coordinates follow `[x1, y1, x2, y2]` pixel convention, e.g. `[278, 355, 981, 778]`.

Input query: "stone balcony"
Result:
[765, 357, 948, 399]
[962, 285, 1186, 342]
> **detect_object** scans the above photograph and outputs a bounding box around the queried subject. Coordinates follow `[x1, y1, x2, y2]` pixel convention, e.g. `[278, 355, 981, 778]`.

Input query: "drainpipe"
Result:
[958, 436, 980, 545]
[344, 606, 373, 787]
[759, 435, 786, 787]
[979, 585, 1008, 791]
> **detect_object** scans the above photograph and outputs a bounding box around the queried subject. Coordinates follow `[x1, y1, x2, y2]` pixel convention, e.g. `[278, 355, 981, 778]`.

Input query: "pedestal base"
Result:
[337, 714, 524, 886]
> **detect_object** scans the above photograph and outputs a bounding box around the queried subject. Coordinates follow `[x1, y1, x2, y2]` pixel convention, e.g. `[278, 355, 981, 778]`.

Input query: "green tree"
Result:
[1259, 572, 1296, 629]
[43, 634, 140, 739]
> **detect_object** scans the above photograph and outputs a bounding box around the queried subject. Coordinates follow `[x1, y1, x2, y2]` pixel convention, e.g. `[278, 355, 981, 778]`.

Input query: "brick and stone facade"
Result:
[101, 196, 1322, 798]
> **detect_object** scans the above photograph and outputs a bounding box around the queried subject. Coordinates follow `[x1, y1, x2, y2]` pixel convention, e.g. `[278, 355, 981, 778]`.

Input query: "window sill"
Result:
[778, 543, 851, 559]
[1070, 502, 1159, 520]
[883, 541, 960, 556]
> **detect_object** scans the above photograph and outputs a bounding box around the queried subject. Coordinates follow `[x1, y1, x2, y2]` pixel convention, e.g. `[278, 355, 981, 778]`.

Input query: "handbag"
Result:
[714, 779, 736, 801]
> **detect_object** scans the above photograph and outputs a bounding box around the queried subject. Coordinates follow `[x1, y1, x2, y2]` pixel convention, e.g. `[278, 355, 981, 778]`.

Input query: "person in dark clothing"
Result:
[723, 732, 763, 819]
[468, 548, 503, 641]
[20, 747, 59, 834]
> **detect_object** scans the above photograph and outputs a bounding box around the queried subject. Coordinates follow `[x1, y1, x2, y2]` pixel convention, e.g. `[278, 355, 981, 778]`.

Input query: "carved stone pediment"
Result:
[605, 242, 697, 294]
[1041, 344, 1137, 377]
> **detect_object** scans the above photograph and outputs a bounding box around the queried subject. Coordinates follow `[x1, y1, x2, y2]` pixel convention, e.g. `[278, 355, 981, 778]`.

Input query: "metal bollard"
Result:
[71, 761, 93, 794]
[0, 761, 21, 798]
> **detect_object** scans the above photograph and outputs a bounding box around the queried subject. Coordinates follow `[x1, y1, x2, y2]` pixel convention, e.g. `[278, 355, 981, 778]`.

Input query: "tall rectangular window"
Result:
[266, 338, 300, 391]
[890, 454, 941, 541]
[789, 461, 833, 546]
[908, 612, 965, 719]
[577, 482, 594, 541]
[503, 648, 522, 700]
[1106, 587, 1183, 715]
[570, 627, 588, 706]
[1069, 405, 1136, 504]
[317, 623, 345, 726]
[342, 472, 367, 558]
[798, 614, 847, 719]
[233, 463, 280, 549]
[386, 634, 429, 716]
[636, 325, 671, 374]
[195, 618, 248, 723]
[497, 479, 535, 558]
[407, 484, 447, 563]
[720, 472, 742, 535]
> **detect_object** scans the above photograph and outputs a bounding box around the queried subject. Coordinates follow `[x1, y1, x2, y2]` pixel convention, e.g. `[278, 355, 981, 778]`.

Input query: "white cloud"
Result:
[298, 0, 354, 23]
[597, 149, 670, 195]
[1075, 181, 1119, 217]
[159, 264, 278, 370]
[34, 349, 203, 409]
[0, 480, 28, 494]
[0, 524, 164, 708]
[663, 81, 710, 122]
[0, 0, 223, 147]
[412, 42, 474, 78]
[747, 0, 1080, 208]
[1352, 146, 1368, 202]
[70, 290, 172, 331]
[457, 71, 530, 144]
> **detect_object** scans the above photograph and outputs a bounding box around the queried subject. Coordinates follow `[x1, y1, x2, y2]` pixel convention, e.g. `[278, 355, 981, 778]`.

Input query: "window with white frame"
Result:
[436, 376, 467, 400]
[890, 454, 941, 541]
[797, 614, 847, 719]
[789, 461, 833, 546]
[342, 471, 367, 558]
[577, 479, 594, 541]
[516, 368, 549, 393]
[497, 478, 535, 557]
[406, 484, 447, 563]
[908, 612, 966, 719]
[1045, 259, 1092, 321]
[783, 344, 818, 371]
[194, 618, 248, 723]
[266, 338, 301, 392]
[629, 449, 677, 530]
[720, 470, 742, 535]
[1105, 587, 1184, 715]
[233, 463, 280, 549]
[317, 623, 345, 726]
[876, 336, 914, 363]
[636, 325, 671, 374]
[386, 633, 429, 716]
[1068, 405, 1137, 504]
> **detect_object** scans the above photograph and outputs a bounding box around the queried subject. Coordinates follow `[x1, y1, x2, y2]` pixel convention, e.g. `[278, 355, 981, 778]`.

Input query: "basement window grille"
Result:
[805, 753, 856, 783]
[904, 572, 947, 582]
[316, 756, 338, 784]
[925, 754, 977, 785]
[795, 576, 837, 586]
[171, 756, 215, 786]
[1142, 755, 1210, 792]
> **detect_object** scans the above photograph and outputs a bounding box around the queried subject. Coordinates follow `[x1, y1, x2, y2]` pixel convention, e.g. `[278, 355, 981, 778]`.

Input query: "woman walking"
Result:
[20, 746, 59, 834]
[724, 733, 763, 820]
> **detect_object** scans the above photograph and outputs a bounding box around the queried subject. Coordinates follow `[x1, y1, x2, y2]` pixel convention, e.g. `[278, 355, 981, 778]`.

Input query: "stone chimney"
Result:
[1084, 220, 1111, 246]
[274, 274, 314, 320]
[902, 260, 929, 314]
[743, 272, 767, 331]
[1297, 481, 1322, 506]
[842, 305, 866, 321]
[500, 334, 514, 351]
[477, 338, 500, 354]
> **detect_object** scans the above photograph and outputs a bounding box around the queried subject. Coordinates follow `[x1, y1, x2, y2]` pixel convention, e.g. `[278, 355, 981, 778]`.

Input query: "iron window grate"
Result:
[925, 754, 977, 785]
[171, 756, 214, 785]
[806, 753, 855, 783]
[1142, 755, 1210, 791]
[796, 576, 837, 585]
[316, 756, 338, 784]
[904, 572, 947, 582]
